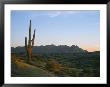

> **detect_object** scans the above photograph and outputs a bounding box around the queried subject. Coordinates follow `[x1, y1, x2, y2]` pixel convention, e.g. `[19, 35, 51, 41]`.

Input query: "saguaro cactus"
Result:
[25, 20, 35, 62]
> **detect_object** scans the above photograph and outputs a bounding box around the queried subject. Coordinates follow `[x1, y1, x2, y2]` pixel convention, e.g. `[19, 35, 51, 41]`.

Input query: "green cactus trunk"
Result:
[25, 20, 35, 62]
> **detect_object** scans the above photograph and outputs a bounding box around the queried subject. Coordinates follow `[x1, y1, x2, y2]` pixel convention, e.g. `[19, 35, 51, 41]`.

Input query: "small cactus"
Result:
[25, 20, 35, 62]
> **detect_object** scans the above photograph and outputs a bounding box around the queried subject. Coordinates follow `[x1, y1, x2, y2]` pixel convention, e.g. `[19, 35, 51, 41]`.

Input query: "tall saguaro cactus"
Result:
[25, 20, 35, 62]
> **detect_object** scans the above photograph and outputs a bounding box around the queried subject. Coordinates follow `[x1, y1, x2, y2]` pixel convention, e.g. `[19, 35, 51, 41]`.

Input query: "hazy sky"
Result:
[11, 10, 100, 52]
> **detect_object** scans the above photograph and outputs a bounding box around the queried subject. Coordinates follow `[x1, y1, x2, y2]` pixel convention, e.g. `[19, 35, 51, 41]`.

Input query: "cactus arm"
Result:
[33, 29, 35, 40]
[32, 29, 35, 47]
[25, 37, 27, 48]
[25, 37, 29, 61]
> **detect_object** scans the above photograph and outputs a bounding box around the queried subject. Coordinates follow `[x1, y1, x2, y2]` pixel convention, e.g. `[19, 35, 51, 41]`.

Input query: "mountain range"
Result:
[11, 45, 88, 54]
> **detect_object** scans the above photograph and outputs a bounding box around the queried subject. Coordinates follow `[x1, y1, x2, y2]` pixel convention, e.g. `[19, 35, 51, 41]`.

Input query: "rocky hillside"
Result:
[11, 54, 54, 77]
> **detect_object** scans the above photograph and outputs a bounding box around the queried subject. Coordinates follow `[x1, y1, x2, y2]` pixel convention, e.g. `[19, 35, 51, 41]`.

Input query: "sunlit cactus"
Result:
[25, 20, 35, 62]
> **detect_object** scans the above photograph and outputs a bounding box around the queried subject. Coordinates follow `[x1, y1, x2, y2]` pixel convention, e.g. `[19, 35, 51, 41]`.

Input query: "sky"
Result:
[11, 10, 100, 52]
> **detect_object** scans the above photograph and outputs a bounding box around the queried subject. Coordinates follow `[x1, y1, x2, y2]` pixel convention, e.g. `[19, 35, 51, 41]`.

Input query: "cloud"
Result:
[48, 11, 62, 17]
[29, 10, 99, 19]
[47, 11, 79, 18]
[29, 11, 80, 19]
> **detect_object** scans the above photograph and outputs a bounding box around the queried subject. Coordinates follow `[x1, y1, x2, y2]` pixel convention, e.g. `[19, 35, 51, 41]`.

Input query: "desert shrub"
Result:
[81, 68, 94, 77]
[58, 67, 83, 77]
[45, 59, 62, 74]
[32, 55, 46, 62]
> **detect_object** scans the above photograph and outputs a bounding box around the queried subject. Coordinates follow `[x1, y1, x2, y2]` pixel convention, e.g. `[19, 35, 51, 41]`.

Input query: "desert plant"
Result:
[25, 20, 35, 62]
[45, 59, 62, 73]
